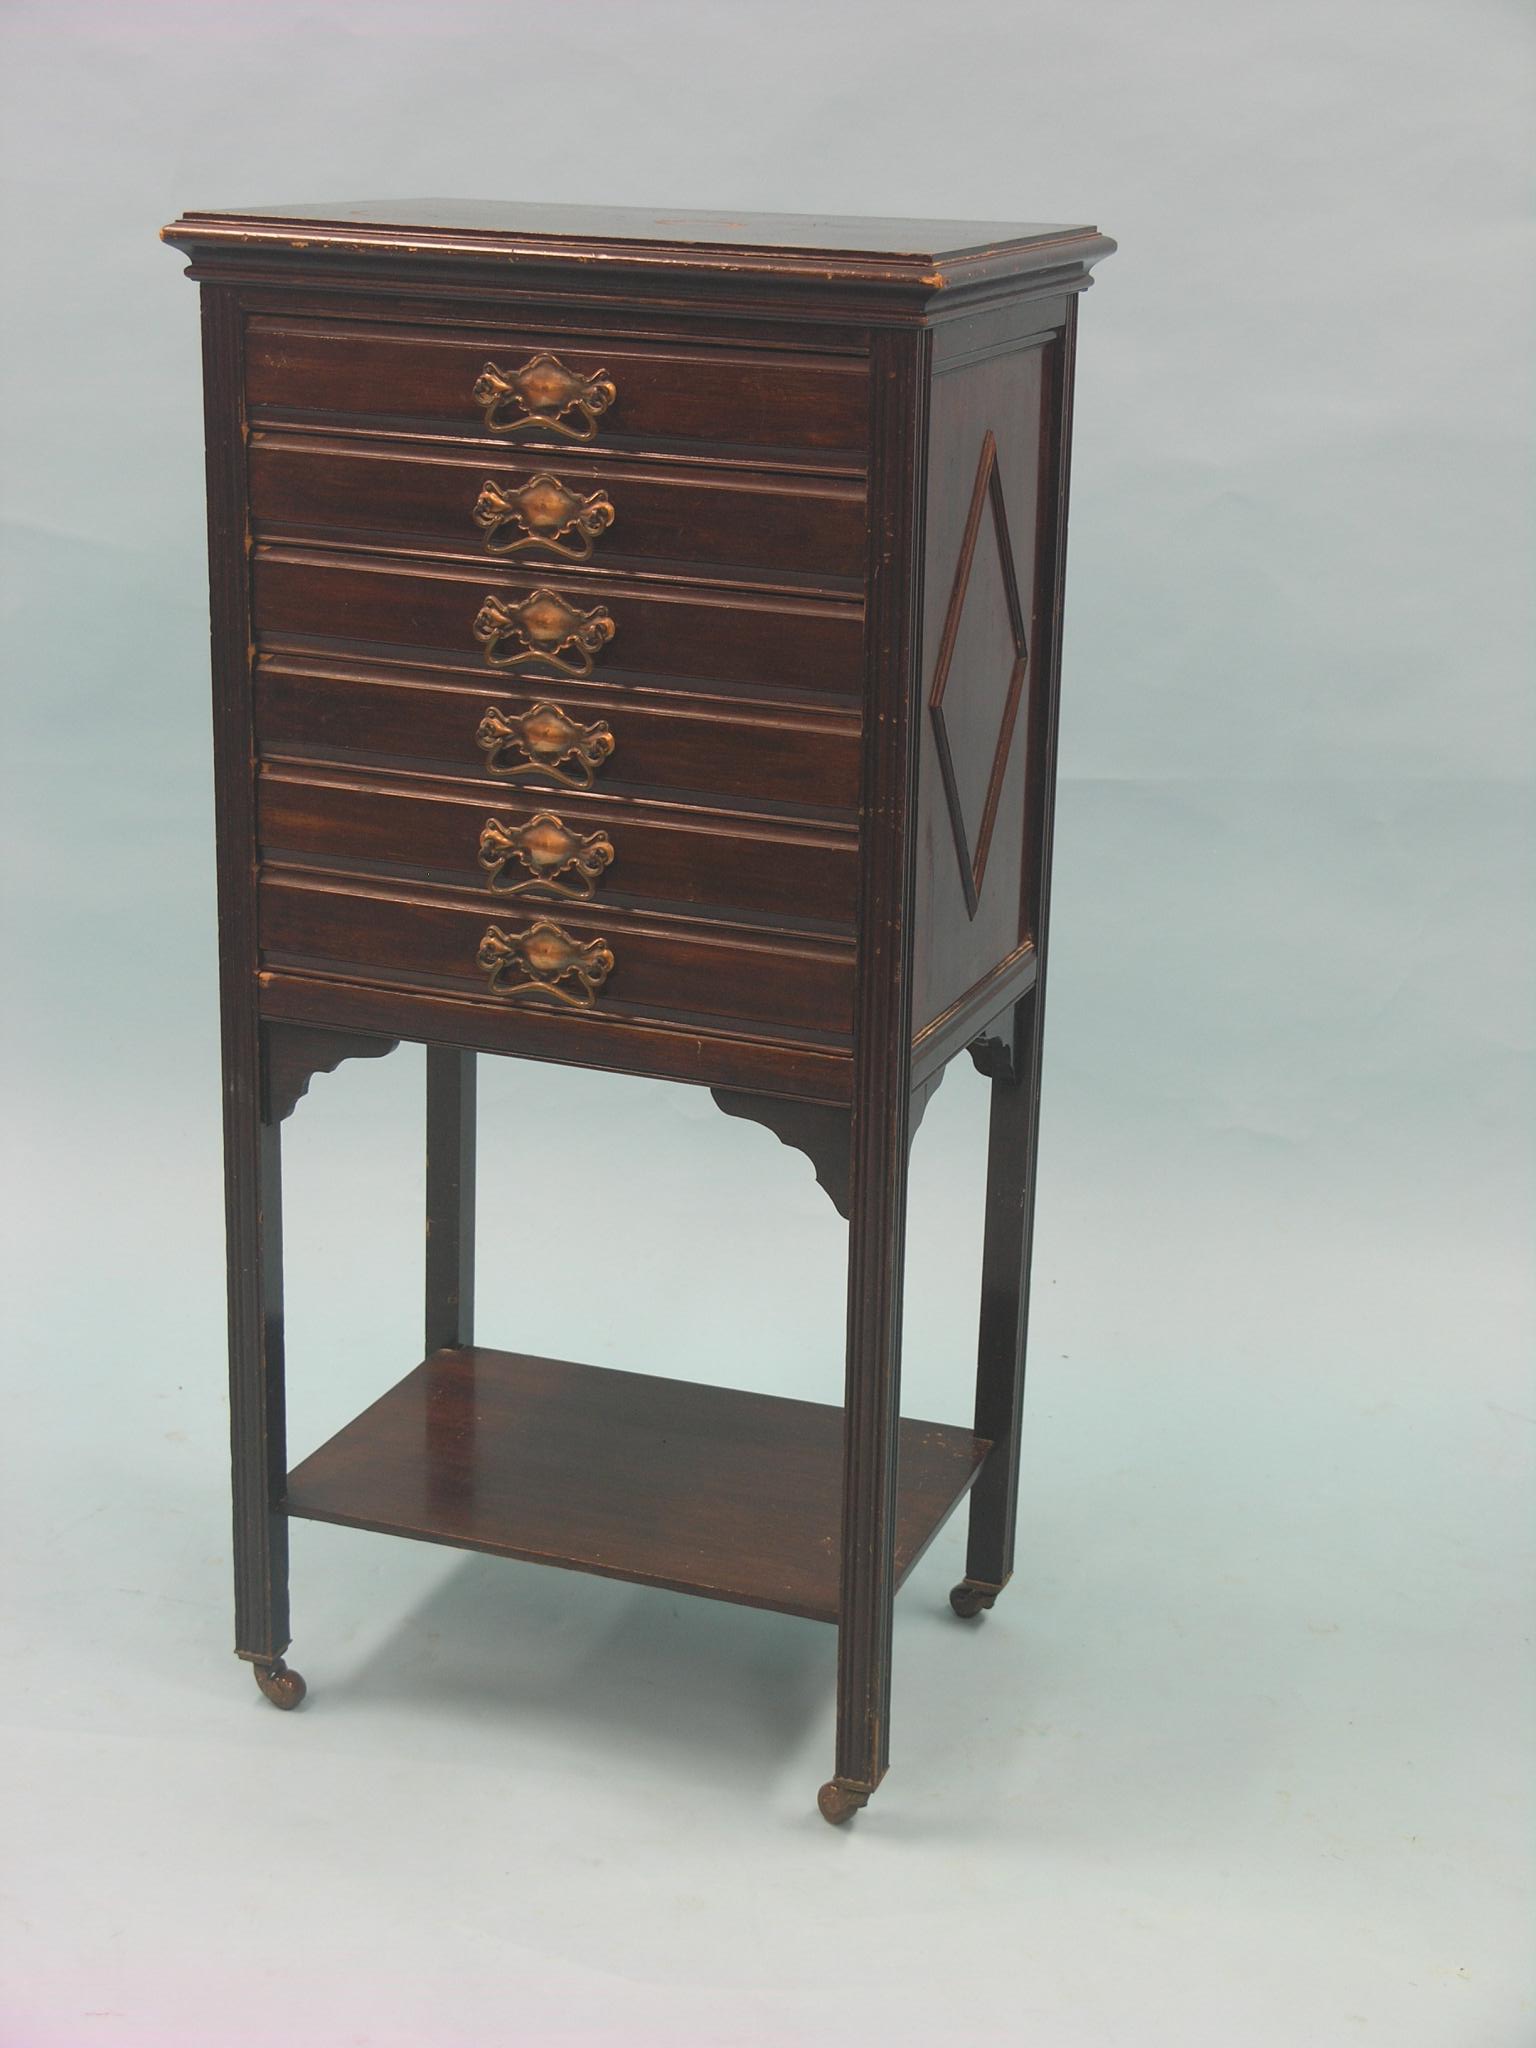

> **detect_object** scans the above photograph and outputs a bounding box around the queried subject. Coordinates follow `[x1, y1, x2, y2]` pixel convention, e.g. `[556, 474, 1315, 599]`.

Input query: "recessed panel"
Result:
[912, 335, 1052, 1041]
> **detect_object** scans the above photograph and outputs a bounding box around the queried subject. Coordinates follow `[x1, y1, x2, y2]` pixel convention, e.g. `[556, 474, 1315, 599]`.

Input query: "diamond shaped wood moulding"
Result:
[928, 429, 1030, 918]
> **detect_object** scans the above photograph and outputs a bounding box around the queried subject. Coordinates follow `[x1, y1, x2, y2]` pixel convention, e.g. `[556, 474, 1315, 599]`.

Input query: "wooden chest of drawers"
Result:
[163, 199, 1113, 1823]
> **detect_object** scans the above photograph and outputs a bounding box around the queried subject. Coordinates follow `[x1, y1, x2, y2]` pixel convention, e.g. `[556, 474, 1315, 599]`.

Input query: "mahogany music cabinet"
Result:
[161, 200, 1114, 1824]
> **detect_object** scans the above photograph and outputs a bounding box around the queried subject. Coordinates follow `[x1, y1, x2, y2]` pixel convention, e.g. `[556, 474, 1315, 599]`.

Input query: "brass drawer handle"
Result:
[474, 587, 616, 676]
[476, 701, 615, 788]
[478, 811, 615, 899]
[474, 474, 616, 560]
[473, 353, 616, 440]
[478, 919, 614, 1008]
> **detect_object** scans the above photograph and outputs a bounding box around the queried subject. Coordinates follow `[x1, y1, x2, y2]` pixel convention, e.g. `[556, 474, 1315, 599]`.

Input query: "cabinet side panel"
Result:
[910, 313, 1060, 1048]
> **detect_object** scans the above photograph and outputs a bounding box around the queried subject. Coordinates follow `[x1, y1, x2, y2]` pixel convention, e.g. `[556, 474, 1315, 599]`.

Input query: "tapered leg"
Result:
[953, 986, 1044, 1614]
[425, 1047, 476, 1353]
[225, 1039, 300, 1704]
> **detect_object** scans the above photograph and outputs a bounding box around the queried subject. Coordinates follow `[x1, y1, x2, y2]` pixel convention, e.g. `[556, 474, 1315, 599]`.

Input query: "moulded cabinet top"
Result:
[160, 197, 1115, 297]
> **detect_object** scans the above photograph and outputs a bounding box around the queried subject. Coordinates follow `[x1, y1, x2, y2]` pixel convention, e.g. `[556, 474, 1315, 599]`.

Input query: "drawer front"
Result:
[255, 663, 862, 815]
[258, 769, 858, 929]
[252, 552, 863, 701]
[245, 318, 869, 464]
[248, 435, 868, 593]
[260, 877, 853, 1041]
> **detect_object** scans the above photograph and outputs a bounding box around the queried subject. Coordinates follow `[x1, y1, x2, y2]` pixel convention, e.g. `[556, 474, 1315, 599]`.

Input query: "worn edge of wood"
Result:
[162, 212, 1115, 293]
[164, 246, 1113, 330]
[910, 942, 1040, 1086]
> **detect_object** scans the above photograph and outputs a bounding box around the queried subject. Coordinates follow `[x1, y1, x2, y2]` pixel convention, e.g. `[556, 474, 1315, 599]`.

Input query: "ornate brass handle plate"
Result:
[476, 702, 615, 788]
[474, 474, 616, 560]
[478, 811, 615, 899]
[473, 353, 616, 440]
[478, 919, 614, 1008]
[474, 588, 616, 676]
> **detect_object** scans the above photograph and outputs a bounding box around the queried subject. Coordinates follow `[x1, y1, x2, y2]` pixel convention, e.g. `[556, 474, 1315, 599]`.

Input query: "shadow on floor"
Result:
[317, 1544, 837, 1787]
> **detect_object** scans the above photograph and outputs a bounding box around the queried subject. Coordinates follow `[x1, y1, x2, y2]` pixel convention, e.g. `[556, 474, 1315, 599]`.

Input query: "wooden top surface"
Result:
[161, 198, 1114, 291]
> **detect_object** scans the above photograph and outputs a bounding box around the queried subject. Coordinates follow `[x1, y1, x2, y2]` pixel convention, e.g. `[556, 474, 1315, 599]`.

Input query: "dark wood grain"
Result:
[910, 329, 1051, 1041]
[172, 196, 1113, 1815]
[263, 1020, 398, 1122]
[255, 657, 863, 816]
[252, 549, 864, 701]
[177, 196, 1098, 255]
[709, 1090, 853, 1218]
[163, 201, 1114, 305]
[284, 1347, 988, 1624]
[247, 432, 868, 594]
[232, 280, 875, 365]
[244, 317, 870, 461]
[258, 873, 855, 1040]
[709, 1067, 950, 1222]
[259, 969, 856, 1103]
[911, 943, 1039, 1093]
[257, 765, 858, 929]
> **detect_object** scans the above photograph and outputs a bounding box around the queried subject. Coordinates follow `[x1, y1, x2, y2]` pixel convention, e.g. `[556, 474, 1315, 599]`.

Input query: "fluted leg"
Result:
[227, 1029, 293, 1690]
[822, 1078, 912, 1824]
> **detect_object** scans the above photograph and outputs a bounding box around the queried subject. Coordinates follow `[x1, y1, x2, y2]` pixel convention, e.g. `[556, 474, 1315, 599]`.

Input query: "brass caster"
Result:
[252, 1658, 307, 1710]
[949, 1580, 998, 1619]
[817, 1779, 869, 1826]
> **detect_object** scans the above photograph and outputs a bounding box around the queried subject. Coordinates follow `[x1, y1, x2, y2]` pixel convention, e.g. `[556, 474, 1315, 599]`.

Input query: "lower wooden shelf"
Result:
[284, 1346, 990, 1624]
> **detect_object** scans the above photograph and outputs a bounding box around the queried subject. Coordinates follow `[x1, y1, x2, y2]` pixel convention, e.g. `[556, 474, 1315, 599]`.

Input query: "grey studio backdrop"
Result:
[1, 4, 1530, 2046]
